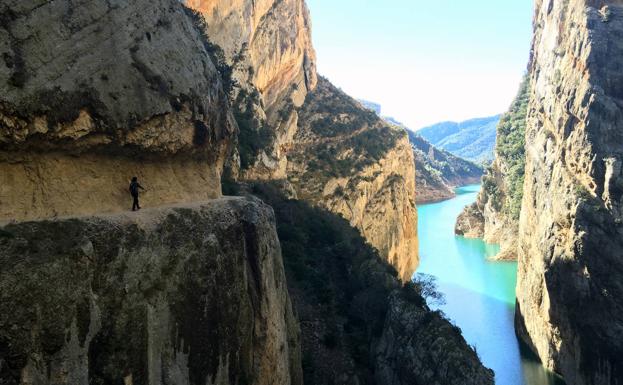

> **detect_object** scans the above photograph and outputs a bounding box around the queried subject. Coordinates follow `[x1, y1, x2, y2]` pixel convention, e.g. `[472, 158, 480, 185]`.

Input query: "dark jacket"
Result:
[129, 181, 144, 197]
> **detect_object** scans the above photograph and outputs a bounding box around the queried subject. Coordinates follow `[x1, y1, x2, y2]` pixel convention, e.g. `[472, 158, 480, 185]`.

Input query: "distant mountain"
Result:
[384, 117, 483, 203]
[358, 99, 382, 115]
[417, 115, 501, 163]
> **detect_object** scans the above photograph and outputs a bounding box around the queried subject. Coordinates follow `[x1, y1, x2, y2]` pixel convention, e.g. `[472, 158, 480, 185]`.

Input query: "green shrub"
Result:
[495, 75, 530, 220]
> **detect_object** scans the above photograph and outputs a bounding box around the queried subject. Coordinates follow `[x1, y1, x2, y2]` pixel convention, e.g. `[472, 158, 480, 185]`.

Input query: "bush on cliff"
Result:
[495, 75, 530, 220]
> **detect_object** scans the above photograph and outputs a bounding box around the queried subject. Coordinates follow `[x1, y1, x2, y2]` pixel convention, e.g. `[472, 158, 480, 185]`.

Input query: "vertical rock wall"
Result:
[0, 198, 302, 385]
[516, 0, 623, 383]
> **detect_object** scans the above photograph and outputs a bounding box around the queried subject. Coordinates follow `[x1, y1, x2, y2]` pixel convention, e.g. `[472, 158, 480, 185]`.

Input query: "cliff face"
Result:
[455, 78, 529, 260]
[0, 0, 235, 221]
[187, 2, 418, 281]
[286, 78, 419, 281]
[375, 293, 493, 385]
[408, 131, 483, 203]
[516, 0, 623, 383]
[0, 198, 302, 385]
[186, 0, 317, 179]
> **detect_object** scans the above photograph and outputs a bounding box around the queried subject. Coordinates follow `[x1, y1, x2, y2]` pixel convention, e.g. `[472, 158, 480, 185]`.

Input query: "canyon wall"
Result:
[0, 1, 493, 384]
[455, 78, 529, 260]
[0, 0, 235, 221]
[188, 1, 419, 280]
[0, 198, 302, 385]
[186, 0, 317, 180]
[516, 0, 623, 383]
[286, 78, 419, 281]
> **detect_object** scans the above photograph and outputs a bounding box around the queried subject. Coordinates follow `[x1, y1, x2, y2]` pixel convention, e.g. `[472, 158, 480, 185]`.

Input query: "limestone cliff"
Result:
[186, 3, 418, 281]
[0, 0, 235, 222]
[0, 198, 302, 385]
[455, 78, 529, 260]
[186, 0, 317, 179]
[286, 78, 419, 281]
[516, 0, 623, 383]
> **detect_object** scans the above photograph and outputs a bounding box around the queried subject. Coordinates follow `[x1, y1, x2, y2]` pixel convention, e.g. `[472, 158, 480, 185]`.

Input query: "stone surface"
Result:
[0, 0, 235, 221]
[0, 197, 302, 385]
[454, 201, 485, 239]
[375, 293, 494, 385]
[186, 2, 419, 282]
[186, 0, 317, 180]
[287, 78, 419, 282]
[516, 0, 623, 383]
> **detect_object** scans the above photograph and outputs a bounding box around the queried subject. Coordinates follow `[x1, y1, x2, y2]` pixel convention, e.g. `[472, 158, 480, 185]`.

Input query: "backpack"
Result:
[129, 181, 139, 196]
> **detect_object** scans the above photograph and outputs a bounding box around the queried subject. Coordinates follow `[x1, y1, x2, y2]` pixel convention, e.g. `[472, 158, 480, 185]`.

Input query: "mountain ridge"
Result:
[417, 114, 501, 163]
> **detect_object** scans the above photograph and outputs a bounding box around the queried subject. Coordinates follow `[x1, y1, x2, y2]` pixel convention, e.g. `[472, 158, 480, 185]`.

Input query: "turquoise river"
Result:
[417, 184, 565, 385]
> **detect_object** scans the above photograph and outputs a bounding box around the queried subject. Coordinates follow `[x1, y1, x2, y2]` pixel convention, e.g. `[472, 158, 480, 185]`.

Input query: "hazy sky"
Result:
[306, 0, 534, 129]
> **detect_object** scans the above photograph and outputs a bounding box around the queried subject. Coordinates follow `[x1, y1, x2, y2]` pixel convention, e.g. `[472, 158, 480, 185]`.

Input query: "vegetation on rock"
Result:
[482, 75, 529, 220]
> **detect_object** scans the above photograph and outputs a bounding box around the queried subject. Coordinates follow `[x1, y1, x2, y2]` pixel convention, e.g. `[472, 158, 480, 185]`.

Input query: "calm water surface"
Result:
[417, 184, 565, 385]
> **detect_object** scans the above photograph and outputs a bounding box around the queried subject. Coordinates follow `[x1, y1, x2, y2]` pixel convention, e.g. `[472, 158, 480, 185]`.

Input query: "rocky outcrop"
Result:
[375, 293, 494, 385]
[186, 0, 317, 179]
[408, 131, 482, 203]
[0, 198, 302, 385]
[0, 0, 235, 221]
[516, 0, 623, 383]
[455, 202, 485, 239]
[286, 78, 419, 281]
[454, 78, 529, 260]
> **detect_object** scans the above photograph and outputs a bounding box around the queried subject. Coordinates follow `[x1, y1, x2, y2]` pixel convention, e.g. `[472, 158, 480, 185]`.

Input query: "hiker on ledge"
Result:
[129, 176, 146, 211]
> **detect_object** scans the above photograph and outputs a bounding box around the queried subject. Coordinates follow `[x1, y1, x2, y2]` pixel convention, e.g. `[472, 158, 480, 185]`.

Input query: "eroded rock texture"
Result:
[375, 293, 494, 385]
[286, 78, 419, 281]
[0, 198, 302, 385]
[186, 0, 317, 179]
[186, 2, 418, 281]
[516, 0, 623, 383]
[0, 0, 235, 221]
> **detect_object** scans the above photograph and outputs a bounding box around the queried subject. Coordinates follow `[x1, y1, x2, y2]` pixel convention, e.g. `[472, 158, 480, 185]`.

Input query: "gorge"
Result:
[456, 0, 623, 384]
[1, 0, 622, 384]
[0, 0, 491, 384]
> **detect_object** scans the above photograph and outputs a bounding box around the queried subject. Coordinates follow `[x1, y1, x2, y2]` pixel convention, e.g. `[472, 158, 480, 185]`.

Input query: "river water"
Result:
[416, 184, 565, 385]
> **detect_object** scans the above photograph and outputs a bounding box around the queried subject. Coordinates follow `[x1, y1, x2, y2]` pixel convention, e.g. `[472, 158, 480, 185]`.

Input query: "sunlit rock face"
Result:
[286, 78, 419, 282]
[0, 198, 302, 385]
[187, 2, 419, 281]
[186, 0, 317, 180]
[0, 0, 235, 221]
[516, 0, 623, 383]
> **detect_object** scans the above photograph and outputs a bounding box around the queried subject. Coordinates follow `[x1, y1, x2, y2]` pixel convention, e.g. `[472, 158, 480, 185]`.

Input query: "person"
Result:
[129, 177, 146, 211]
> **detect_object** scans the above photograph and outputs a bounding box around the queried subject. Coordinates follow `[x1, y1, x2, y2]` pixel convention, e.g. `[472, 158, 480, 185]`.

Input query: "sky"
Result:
[305, 0, 534, 129]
